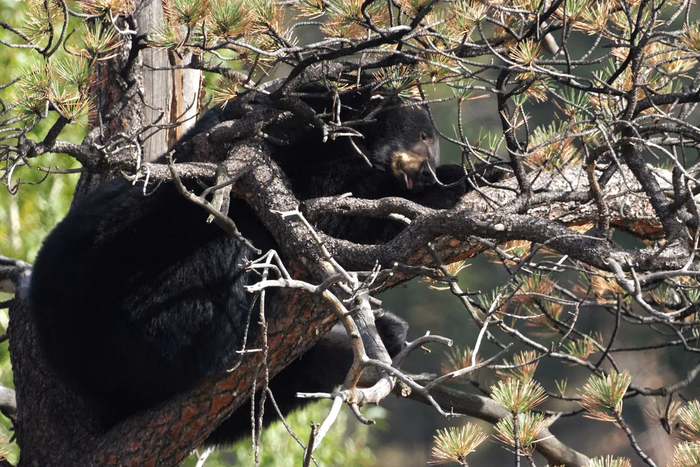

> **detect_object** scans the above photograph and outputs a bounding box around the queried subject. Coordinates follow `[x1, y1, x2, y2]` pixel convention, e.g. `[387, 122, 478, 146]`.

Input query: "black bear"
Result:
[28, 84, 471, 446]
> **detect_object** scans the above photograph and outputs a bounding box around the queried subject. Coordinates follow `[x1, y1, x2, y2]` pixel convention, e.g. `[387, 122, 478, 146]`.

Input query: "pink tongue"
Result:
[405, 173, 413, 190]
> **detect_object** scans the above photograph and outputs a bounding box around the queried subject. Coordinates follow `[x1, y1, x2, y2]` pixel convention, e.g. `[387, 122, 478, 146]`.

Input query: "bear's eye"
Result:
[420, 132, 428, 141]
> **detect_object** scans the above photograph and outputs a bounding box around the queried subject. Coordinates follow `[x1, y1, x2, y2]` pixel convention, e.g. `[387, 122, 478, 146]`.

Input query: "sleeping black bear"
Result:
[28, 84, 475, 446]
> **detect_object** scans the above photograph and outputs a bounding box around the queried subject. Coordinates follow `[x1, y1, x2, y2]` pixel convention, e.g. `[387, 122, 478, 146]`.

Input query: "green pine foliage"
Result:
[0, 2, 87, 462]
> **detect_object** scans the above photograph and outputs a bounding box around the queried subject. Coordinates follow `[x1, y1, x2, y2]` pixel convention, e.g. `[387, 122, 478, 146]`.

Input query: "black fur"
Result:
[206, 312, 408, 445]
[28, 87, 471, 446]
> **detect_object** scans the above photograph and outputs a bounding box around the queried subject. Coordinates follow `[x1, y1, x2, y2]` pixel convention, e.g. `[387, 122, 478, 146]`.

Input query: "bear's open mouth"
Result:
[391, 151, 429, 191]
[401, 171, 414, 190]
